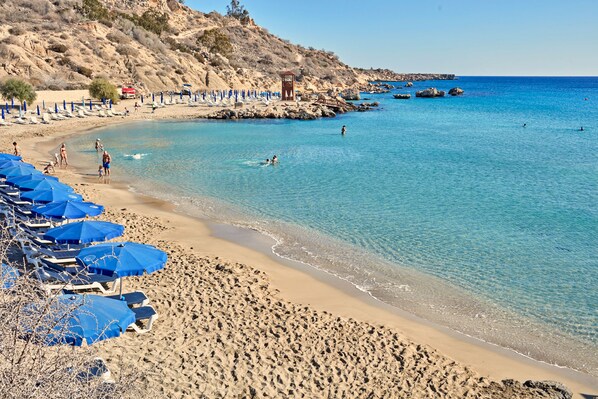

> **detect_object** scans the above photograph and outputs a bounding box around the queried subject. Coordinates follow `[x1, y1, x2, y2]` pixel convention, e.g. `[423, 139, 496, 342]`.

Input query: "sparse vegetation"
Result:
[226, 0, 249, 20]
[116, 44, 139, 57]
[48, 43, 68, 53]
[88, 77, 118, 102]
[0, 78, 37, 104]
[197, 29, 233, 58]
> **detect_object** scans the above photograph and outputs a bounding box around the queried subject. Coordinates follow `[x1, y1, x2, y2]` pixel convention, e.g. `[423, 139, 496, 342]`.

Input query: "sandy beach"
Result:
[5, 96, 597, 398]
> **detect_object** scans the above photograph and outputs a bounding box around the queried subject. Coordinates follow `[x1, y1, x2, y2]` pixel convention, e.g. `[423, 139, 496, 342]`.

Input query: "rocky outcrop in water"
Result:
[201, 103, 338, 120]
[340, 89, 360, 101]
[405, 82, 413, 87]
[415, 87, 445, 98]
[449, 87, 464, 96]
[393, 93, 411, 99]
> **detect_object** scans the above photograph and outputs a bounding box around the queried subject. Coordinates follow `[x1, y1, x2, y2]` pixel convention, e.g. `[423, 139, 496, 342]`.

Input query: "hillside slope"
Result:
[0, 0, 453, 94]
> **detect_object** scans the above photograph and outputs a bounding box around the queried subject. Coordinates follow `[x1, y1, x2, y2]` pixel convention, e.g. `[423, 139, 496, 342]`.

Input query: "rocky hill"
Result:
[0, 0, 453, 94]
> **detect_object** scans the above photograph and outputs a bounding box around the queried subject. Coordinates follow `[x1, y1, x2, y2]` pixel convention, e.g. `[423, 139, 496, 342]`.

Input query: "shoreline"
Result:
[12, 102, 598, 396]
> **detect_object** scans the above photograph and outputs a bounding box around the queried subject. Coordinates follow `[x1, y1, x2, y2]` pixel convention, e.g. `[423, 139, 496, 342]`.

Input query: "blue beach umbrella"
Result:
[44, 220, 124, 245]
[77, 242, 167, 296]
[62, 100, 65, 110]
[55, 103, 58, 113]
[1, 263, 19, 289]
[5, 102, 9, 113]
[0, 163, 36, 178]
[77, 242, 167, 277]
[152, 93, 155, 102]
[11, 98, 14, 109]
[140, 95, 144, 104]
[71, 101, 74, 112]
[89, 100, 93, 111]
[34, 294, 135, 346]
[1, 108, 4, 120]
[109, 99, 112, 109]
[23, 100, 27, 112]
[32, 200, 103, 220]
[0, 153, 22, 161]
[37, 105, 40, 116]
[0, 159, 31, 169]
[17, 178, 74, 192]
[160, 92, 163, 103]
[20, 189, 83, 204]
[43, 100, 46, 110]
[6, 173, 57, 186]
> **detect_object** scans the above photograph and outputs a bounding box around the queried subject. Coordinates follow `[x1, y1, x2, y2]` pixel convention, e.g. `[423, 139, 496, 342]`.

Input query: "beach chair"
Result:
[63, 110, 75, 118]
[105, 291, 150, 307]
[128, 306, 158, 333]
[42, 113, 52, 124]
[0, 119, 12, 126]
[98, 110, 107, 118]
[29, 116, 40, 124]
[34, 266, 120, 294]
[14, 117, 29, 125]
[76, 358, 113, 383]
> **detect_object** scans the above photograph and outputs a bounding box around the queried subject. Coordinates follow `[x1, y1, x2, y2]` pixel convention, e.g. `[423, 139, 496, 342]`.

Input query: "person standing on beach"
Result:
[152, 103, 157, 113]
[341, 125, 347, 135]
[59, 143, 68, 168]
[95, 138, 101, 152]
[12, 142, 21, 157]
[102, 150, 111, 176]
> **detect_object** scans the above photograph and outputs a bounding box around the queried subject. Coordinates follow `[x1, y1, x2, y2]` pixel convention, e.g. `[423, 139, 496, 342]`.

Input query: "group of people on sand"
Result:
[95, 138, 111, 181]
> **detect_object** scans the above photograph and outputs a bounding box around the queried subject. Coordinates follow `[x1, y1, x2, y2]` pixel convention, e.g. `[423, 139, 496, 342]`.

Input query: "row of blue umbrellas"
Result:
[0, 153, 168, 345]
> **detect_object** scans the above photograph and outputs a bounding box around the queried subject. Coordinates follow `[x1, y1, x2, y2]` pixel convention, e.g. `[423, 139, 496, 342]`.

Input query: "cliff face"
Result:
[0, 0, 453, 93]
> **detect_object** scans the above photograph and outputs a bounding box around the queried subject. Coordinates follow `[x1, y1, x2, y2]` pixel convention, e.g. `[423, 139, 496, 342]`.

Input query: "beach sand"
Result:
[5, 98, 597, 397]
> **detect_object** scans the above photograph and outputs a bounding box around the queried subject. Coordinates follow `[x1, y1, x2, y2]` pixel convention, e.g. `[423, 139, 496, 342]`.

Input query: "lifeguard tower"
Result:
[280, 71, 295, 101]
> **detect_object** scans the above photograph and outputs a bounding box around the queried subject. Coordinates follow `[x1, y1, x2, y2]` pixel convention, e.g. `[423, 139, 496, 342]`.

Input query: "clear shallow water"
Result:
[71, 77, 598, 374]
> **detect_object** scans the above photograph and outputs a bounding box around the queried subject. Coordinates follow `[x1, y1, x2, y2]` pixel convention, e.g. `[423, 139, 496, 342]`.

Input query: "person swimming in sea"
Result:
[341, 125, 347, 135]
[522, 123, 527, 128]
[580, 126, 584, 131]
[272, 155, 278, 164]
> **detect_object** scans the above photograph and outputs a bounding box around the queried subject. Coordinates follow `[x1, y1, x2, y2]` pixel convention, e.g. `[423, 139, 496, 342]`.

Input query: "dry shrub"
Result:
[8, 26, 25, 36]
[0, 230, 149, 398]
[106, 30, 130, 44]
[116, 44, 139, 57]
[48, 43, 68, 53]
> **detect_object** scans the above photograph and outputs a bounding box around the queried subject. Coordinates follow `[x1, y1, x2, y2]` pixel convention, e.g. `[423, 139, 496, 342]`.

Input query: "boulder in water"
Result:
[448, 87, 464, 96]
[393, 93, 411, 99]
[415, 87, 445, 98]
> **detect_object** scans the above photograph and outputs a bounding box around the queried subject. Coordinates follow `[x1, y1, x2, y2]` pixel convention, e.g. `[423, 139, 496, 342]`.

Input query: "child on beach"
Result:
[12, 142, 20, 157]
[98, 165, 104, 181]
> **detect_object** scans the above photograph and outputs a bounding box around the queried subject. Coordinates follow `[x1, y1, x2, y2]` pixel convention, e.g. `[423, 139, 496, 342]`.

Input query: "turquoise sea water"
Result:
[70, 77, 598, 375]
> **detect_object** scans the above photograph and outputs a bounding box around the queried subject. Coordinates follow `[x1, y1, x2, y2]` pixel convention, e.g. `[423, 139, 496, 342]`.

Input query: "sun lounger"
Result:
[14, 118, 29, 125]
[42, 113, 51, 124]
[76, 358, 113, 383]
[128, 306, 158, 333]
[35, 266, 120, 294]
[105, 291, 149, 307]
[0, 119, 11, 126]
[29, 116, 40, 124]
[98, 110, 107, 118]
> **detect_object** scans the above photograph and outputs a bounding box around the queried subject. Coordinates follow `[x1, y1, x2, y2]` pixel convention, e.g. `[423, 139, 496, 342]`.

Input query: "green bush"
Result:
[88, 77, 118, 103]
[197, 29, 233, 58]
[76, 0, 110, 21]
[0, 78, 37, 104]
[122, 9, 170, 35]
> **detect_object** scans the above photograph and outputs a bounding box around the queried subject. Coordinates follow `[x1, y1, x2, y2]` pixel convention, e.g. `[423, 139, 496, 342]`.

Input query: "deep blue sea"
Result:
[70, 77, 598, 375]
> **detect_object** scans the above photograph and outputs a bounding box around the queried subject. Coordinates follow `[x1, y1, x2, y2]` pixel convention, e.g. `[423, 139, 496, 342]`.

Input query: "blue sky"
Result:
[186, 0, 597, 76]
